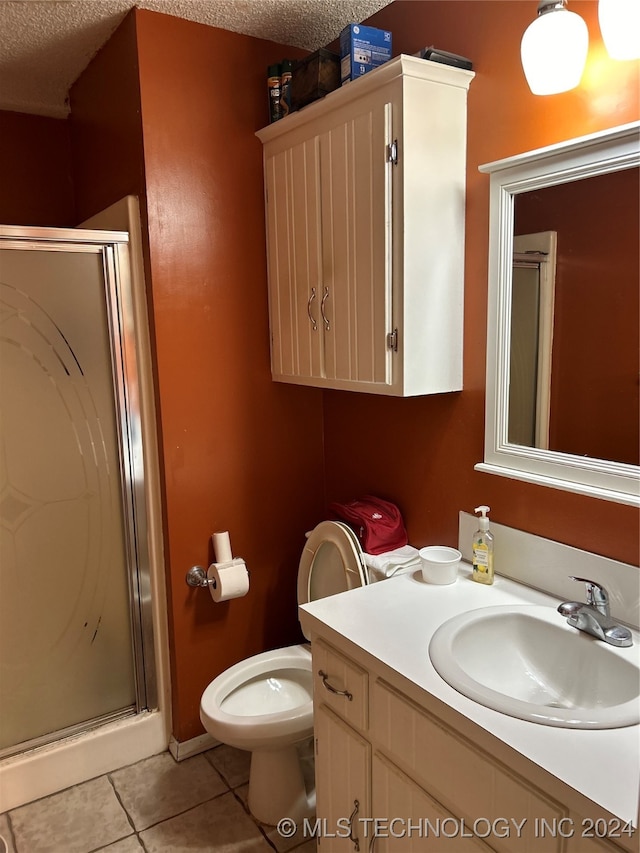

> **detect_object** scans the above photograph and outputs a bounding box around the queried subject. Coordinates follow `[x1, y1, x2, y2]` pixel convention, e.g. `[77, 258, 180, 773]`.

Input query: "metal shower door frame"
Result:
[0, 224, 157, 716]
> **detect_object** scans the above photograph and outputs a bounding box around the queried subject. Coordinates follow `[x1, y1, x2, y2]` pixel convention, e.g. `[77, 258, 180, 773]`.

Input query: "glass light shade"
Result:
[521, 6, 589, 95]
[598, 0, 640, 60]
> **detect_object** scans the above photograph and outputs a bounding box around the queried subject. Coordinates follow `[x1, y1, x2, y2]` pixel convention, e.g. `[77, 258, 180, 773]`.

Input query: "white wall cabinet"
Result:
[256, 56, 474, 396]
[311, 636, 634, 853]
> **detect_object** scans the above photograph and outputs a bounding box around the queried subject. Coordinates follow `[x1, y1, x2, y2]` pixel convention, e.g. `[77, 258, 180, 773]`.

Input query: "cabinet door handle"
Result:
[320, 286, 330, 331]
[318, 669, 353, 700]
[307, 288, 318, 331]
[348, 799, 360, 851]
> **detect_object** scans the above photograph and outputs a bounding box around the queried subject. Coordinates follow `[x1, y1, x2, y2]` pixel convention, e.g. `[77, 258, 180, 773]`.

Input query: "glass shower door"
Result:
[0, 231, 146, 755]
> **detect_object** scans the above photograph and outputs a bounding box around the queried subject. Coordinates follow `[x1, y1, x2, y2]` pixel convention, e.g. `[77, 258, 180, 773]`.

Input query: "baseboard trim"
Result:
[169, 732, 219, 762]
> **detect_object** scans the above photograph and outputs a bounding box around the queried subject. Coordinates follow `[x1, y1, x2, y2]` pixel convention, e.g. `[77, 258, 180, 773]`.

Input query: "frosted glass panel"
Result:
[0, 246, 136, 751]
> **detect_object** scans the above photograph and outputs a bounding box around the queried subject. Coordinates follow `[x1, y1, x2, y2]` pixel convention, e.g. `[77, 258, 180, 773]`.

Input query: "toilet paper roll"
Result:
[207, 558, 249, 602]
[212, 530, 233, 563]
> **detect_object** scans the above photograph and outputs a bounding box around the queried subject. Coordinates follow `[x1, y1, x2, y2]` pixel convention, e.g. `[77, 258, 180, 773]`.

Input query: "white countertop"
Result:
[300, 566, 640, 826]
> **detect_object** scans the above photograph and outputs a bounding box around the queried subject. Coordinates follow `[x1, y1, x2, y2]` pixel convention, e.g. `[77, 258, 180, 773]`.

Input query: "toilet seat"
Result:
[200, 645, 312, 751]
[297, 521, 367, 638]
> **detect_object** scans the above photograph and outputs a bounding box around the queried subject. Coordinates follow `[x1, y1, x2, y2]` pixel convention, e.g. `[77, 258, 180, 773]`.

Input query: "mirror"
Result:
[477, 122, 640, 506]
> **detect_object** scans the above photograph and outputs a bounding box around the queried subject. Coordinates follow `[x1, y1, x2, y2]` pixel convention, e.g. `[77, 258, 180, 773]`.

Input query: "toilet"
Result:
[200, 520, 368, 826]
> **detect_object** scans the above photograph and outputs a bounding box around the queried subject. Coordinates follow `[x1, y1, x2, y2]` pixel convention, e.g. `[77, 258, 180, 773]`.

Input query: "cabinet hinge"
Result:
[387, 328, 398, 351]
[387, 139, 398, 165]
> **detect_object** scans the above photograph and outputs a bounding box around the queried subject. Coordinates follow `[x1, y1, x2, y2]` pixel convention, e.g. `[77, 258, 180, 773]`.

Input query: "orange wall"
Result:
[70, 12, 147, 225]
[0, 110, 74, 226]
[321, 1, 639, 565]
[133, 11, 322, 742]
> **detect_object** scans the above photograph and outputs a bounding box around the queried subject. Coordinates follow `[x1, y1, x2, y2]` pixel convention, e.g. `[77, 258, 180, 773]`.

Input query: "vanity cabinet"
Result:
[311, 637, 634, 853]
[256, 55, 474, 397]
[313, 640, 492, 851]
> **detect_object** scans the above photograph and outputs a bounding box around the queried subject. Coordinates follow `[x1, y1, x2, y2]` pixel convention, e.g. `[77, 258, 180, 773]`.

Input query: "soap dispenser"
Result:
[472, 505, 494, 585]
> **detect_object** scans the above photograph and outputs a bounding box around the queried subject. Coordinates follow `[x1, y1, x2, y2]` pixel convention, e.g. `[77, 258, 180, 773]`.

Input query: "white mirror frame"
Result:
[477, 122, 640, 507]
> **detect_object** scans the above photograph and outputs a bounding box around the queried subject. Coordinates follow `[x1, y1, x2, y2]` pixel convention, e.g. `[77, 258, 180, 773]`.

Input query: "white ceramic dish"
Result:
[418, 546, 461, 584]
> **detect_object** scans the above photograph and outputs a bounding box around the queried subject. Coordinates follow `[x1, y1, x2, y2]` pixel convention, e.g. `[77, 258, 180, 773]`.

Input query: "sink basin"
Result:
[429, 605, 640, 729]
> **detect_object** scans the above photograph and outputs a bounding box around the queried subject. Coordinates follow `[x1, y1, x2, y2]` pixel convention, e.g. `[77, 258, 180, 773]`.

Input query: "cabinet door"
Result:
[315, 704, 370, 852]
[371, 752, 492, 852]
[264, 138, 324, 380]
[372, 680, 568, 853]
[319, 99, 393, 387]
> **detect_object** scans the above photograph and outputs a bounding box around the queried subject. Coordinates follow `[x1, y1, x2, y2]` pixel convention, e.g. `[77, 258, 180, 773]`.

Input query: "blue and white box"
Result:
[340, 24, 392, 83]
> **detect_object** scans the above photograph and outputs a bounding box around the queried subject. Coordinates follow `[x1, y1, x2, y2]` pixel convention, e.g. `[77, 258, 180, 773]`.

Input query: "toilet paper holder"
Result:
[186, 565, 216, 589]
[185, 562, 250, 589]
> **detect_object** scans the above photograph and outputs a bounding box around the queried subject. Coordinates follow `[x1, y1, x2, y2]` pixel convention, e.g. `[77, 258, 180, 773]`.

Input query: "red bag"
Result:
[329, 495, 408, 555]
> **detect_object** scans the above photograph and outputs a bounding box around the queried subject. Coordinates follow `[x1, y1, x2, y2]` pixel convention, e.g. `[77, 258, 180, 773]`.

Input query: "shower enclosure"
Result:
[0, 223, 158, 761]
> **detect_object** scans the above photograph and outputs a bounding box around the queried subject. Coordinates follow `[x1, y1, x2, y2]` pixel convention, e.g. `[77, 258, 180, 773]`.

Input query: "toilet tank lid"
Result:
[297, 521, 367, 639]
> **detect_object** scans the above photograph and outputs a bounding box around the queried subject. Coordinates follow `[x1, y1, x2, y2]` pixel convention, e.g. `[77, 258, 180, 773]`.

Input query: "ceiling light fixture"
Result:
[521, 0, 589, 95]
[598, 0, 640, 60]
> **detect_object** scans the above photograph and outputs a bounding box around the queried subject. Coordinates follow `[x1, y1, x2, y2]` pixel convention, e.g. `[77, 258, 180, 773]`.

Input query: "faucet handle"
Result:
[569, 576, 609, 616]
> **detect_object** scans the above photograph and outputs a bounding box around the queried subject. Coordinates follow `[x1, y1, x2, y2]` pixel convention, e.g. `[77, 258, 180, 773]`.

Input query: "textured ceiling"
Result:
[0, 0, 392, 117]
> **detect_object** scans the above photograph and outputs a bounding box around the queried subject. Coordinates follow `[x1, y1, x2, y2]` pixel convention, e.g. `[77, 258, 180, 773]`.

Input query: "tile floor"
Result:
[0, 745, 316, 853]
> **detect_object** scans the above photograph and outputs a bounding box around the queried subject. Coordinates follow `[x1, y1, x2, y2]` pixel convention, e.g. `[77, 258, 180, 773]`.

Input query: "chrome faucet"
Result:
[558, 577, 632, 647]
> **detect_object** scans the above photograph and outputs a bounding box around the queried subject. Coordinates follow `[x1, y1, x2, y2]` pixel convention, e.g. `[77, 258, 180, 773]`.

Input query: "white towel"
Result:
[364, 545, 421, 583]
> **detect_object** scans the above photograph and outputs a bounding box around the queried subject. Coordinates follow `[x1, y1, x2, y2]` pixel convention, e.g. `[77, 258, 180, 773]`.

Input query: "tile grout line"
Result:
[107, 763, 247, 843]
[122, 789, 235, 836]
[105, 772, 138, 837]
[87, 771, 150, 852]
[228, 787, 279, 852]
[202, 749, 282, 846]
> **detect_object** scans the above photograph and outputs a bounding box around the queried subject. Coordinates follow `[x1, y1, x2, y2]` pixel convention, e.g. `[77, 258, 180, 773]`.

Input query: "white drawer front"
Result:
[313, 640, 368, 731]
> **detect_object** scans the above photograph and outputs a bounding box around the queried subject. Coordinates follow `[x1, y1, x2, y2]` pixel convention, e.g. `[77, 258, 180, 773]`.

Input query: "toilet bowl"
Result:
[200, 645, 313, 752]
[200, 521, 367, 826]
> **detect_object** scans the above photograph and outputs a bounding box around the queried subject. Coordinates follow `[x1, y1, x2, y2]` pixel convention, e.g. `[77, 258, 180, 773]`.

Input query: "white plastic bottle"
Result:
[472, 505, 494, 585]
